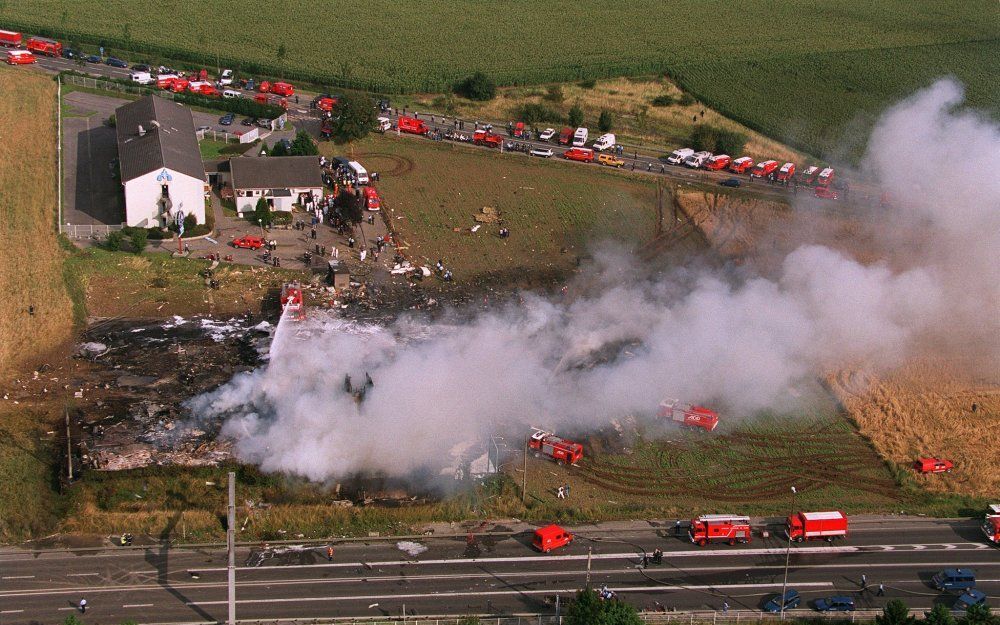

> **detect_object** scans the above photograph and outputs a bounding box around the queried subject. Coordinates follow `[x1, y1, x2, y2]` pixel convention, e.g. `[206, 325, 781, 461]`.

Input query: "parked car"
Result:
[85, 54, 102, 64]
[538, 128, 556, 141]
[932, 569, 976, 592]
[61, 48, 80, 59]
[219, 69, 234, 86]
[256, 118, 272, 128]
[105, 56, 128, 68]
[954, 590, 987, 612]
[219, 113, 235, 126]
[764, 590, 801, 613]
[231, 235, 264, 250]
[815, 596, 855, 612]
[720, 178, 742, 188]
[132, 63, 151, 73]
[532, 524, 573, 553]
[598, 153, 625, 167]
[530, 147, 554, 158]
[914, 457, 953, 473]
[241, 117, 256, 126]
[196, 125, 211, 132]
[814, 186, 839, 200]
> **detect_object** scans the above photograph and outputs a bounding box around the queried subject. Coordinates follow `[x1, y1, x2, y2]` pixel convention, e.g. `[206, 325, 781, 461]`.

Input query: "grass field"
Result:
[2, 1, 996, 158]
[324, 133, 677, 280]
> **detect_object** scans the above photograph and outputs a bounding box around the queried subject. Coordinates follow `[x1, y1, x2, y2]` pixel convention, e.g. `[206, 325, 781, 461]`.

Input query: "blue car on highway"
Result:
[764, 589, 801, 612]
[954, 590, 987, 612]
[105, 56, 128, 68]
[815, 596, 856, 612]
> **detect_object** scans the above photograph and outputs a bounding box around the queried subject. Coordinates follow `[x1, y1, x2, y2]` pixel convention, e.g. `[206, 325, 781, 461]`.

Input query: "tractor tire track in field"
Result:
[353, 152, 415, 177]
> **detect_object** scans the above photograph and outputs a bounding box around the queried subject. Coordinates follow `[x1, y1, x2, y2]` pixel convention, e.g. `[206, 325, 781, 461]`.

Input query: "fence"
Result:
[63, 222, 124, 240]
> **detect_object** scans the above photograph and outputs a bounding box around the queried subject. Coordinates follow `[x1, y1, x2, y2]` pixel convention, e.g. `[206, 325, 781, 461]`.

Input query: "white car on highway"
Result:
[538, 128, 556, 141]
[530, 147, 554, 158]
[219, 69, 234, 86]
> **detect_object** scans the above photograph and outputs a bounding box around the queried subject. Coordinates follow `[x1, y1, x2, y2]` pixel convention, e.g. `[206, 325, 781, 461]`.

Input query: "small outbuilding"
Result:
[228, 155, 323, 215]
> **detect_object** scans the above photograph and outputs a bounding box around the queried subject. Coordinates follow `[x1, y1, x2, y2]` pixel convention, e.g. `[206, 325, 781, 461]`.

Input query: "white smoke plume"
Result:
[188, 79, 1000, 482]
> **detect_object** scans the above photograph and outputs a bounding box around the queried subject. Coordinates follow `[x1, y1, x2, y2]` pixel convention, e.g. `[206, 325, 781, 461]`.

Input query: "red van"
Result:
[532, 524, 573, 553]
[364, 186, 381, 211]
[563, 148, 594, 163]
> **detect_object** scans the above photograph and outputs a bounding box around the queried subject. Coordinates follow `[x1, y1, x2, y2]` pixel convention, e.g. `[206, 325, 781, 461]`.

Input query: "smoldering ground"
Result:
[188, 79, 1000, 483]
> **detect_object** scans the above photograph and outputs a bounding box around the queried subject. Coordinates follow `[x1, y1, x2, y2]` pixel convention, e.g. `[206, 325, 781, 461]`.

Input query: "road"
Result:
[0, 519, 995, 623]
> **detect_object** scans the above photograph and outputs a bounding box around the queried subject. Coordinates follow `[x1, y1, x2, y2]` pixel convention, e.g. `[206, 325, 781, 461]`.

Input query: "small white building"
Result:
[115, 96, 206, 228]
[229, 155, 323, 215]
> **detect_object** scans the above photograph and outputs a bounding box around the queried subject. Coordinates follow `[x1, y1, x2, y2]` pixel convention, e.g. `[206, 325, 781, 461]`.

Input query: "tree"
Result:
[454, 72, 496, 101]
[289, 129, 319, 156]
[961, 604, 998, 625]
[105, 230, 124, 252]
[689, 125, 747, 156]
[331, 92, 376, 142]
[62, 615, 85, 625]
[269, 140, 288, 157]
[129, 228, 148, 254]
[105, 114, 116, 128]
[567, 103, 584, 128]
[544, 84, 564, 103]
[565, 588, 603, 625]
[252, 197, 273, 228]
[598, 109, 614, 133]
[600, 599, 643, 625]
[925, 604, 957, 625]
[876, 599, 916, 625]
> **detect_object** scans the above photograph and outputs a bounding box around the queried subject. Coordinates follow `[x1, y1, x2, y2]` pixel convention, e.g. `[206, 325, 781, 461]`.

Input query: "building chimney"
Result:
[138, 124, 146, 136]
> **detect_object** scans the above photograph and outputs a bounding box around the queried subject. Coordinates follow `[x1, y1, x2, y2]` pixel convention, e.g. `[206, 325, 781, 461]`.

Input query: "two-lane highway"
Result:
[1, 519, 995, 622]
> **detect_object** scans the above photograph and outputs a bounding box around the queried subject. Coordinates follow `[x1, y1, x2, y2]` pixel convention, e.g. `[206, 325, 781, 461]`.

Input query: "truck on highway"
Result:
[0, 29, 22, 47]
[593, 133, 616, 151]
[802, 165, 820, 185]
[751, 160, 779, 179]
[658, 398, 719, 431]
[558, 127, 574, 145]
[5, 50, 36, 65]
[982, 505, 1000, 545]
[817, 167, 835, 187]
[730, 156, 754, 174]
[130, 71, 154, 85]
[684, 151, 712, 168]
[667, 148, 694, 165]
[786, 510, 848, 542]
[689, 514, 752, 546]
[562, 147, 594, 163]
[398, 116, 429, 135]
[270, 81, 295, 97]
[473, 130, 503, 148]
[26, 36, 62, 56]
[776, 162, 796, 183]
[533, 524, 573, 552]
[572, 127, 588, 147]
[528, 429, 583, 465]
[705, 154, 731, 171]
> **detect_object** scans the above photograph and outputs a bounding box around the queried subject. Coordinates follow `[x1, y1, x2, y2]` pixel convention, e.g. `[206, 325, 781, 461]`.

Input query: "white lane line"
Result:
[2, 575, 35, 580]
[187, 582, 837, 606]
[123, 603, 153, 608]
[57, 607, 77, 611]
[67, 573, 99, 577]
[0, 610, 24, 614]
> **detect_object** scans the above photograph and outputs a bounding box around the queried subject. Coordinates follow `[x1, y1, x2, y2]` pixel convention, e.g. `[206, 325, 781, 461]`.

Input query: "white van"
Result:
[130, 71, 153, 85]
[375, 116, 391, 132]
[348, 161, 369, 185]
[222, 89, 241, 99]
[667, 148, 694, 165]
[593, 133, 616, 151]
[572, 127, 588, 147]
[684, 151, 712, 168]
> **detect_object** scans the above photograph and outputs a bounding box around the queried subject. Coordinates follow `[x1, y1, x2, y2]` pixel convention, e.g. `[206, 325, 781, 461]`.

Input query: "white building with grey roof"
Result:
[115, 96, 206, 228]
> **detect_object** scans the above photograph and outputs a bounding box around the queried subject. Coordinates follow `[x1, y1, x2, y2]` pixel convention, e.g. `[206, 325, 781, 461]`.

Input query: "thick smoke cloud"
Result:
[188, 79, 999, 481]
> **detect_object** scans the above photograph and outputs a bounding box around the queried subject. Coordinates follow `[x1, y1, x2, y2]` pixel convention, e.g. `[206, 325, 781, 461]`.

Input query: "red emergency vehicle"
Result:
[26, 37, 62, 56]
[558, 127, 574, 145]
[5, 50, 36, 65]
[397, 116, 429, 135]
[270, 81, 294, 97]
[751, 160, 779, 178]
[562, 147, 594, 163]
[814, 186, 839, 200]
[533, 524, 573, 552]
[231, 235, 265, 250]
[705, 154, 731, 171]
[171, 78, 191, 93]
[188, 81, 219, 97]
[254, 93, 288, 109]
[803, 166, 820, 185]
[0, 30, 22, 47]
[363, 186, 381, 211]
[529, 429, 583, 465]
[914, 457, 953, 473]
[157, 74, 179, 89]
[982, 505, 1000, 546]
[315, 96, 337, 112]
[787, 511, 848, 542]
[689, 514, 752, 546]
[729, 156, 754, 174]
[658, 398, 719, 432]
[280, 282, 305, 321]
[775, 162, 796, 183]
[817, 167, 835, 187]
[473, 130, 503, 148]
[514, 121, 525, 138]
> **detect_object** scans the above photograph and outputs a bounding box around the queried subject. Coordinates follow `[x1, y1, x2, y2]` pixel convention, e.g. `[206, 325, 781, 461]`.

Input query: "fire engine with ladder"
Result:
[280, 282, 305, 321]
[658, 399, 719, 432]
[689, 514, 752, 546]
[528, 429, 583, 465]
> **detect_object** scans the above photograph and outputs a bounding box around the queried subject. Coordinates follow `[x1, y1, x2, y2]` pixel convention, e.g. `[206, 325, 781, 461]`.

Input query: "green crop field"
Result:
[2, 1, 997, 157]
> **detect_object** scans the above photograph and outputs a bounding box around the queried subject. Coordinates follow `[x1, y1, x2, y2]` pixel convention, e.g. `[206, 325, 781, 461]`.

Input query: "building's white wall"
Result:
[123, 169, 205, 228]
[233, 186, 322, 214]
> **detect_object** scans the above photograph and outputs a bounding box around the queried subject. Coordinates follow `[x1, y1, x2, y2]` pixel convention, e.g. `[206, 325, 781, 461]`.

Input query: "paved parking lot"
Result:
[62, 91, 124, 225]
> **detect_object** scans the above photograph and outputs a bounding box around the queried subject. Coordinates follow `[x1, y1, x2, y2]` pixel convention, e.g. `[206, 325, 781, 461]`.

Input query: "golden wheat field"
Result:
[828, 360, 1000, 498]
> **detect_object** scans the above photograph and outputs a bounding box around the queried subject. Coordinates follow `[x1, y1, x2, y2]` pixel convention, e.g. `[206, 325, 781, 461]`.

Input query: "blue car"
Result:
[764, 589, 801, 613]
[105, 56, 128, 68]
[720, 177, 741, 188]
[85, 54, 102, 64]
[954, 590, 987, 611]
[933, 569, 976, 591]
[816, 596, 856, 612]
[219, 113, 235, 126]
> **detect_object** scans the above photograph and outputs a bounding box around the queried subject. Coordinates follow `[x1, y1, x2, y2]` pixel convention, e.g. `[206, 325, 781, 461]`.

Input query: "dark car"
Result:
[256, 118, 272, 128]
[132, 63, 151, 73]
[219, 113, 235, 126]
[933, 569, 976, 592]
[720, 177, 741, 188]
[61, 48, 80, 59]
[764, 589, 801, 613]
[105, 56, 128, 68]
[85, 54, 102, 64]
[954, 590, 987, 612]
[815, 596, 855, 612]
[241, 117, 256, 127]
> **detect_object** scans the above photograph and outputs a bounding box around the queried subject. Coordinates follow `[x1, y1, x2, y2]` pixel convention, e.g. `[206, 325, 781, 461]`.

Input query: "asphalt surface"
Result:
[0, 519, 995, 622]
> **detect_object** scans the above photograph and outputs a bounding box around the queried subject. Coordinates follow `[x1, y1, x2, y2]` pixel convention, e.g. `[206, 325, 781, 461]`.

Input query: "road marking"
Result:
[123, 604, 154, 608]
[0, 610, 24, 614]
[2, 575, 34, 580]
[186, 581, 837, 606]
[57, 607, 77, 611]
[67, 573, 100, 577]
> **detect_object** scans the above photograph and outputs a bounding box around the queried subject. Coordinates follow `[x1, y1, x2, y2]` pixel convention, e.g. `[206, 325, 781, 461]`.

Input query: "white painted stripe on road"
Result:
[57, 607, 77, 611]
[67, 572, 99, 577]
[0, 610, 24, 614]
[2, 575, 34, 579]
[123, 603, 154, 608]
[186, 582, 836, 606]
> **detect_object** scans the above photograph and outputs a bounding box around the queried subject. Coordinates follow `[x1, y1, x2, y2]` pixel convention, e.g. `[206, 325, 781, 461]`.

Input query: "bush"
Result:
[129, 228, 148, 254]
[271, 211, 293, 225]
[578, 78, 597, 89]
[252, 197, 273, 228]
[567, 103, 584, 128]
[598, 109, 614, 132]
[329, 93, 376, 142]
[105, 230, 124, 251]
[678, 92, 696, 106]
[651, 94, 675, 107]
[514, 102, 562, 125]
[690, 124, 747, 156]
[105, 113, 116, 127]
[543, 84, 564, 103]
[453, 72, 496, 101]
[270, 140, 288, 157]
[875, 600, 916, 625]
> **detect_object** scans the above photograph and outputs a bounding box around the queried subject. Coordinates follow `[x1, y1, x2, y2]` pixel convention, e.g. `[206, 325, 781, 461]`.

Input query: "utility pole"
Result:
[65, 407, 72, 480]
[521, 435, 528, 504]
[779, 485, 797, 621]
[585, 547, 592, 588]
[57, 74, 63, 235]
[227, 471, 236, 625]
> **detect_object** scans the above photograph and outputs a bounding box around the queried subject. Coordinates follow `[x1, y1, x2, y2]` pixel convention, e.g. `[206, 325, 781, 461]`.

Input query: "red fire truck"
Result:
[982, 505, 1000, 546]
[775, 162, 796, 183]
[658, 398, 719, 432]
[786, 511, 848, 542]
[280, 282, 305, 321]
[528, 429, 583, 465]
[802, 166, 820, 185]
[751, 160, 779, 179]
[26, 37, 62, 56]
[689, 514, 752, 546]
[0, 29, 22, 47]
[473, 130, 503, 148]
[398, 116, 429, 135]
[817, 167, 836, 187]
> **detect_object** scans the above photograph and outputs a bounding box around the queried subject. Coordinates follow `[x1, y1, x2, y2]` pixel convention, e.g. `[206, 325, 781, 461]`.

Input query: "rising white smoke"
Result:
[188, 79, 1000, 481]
